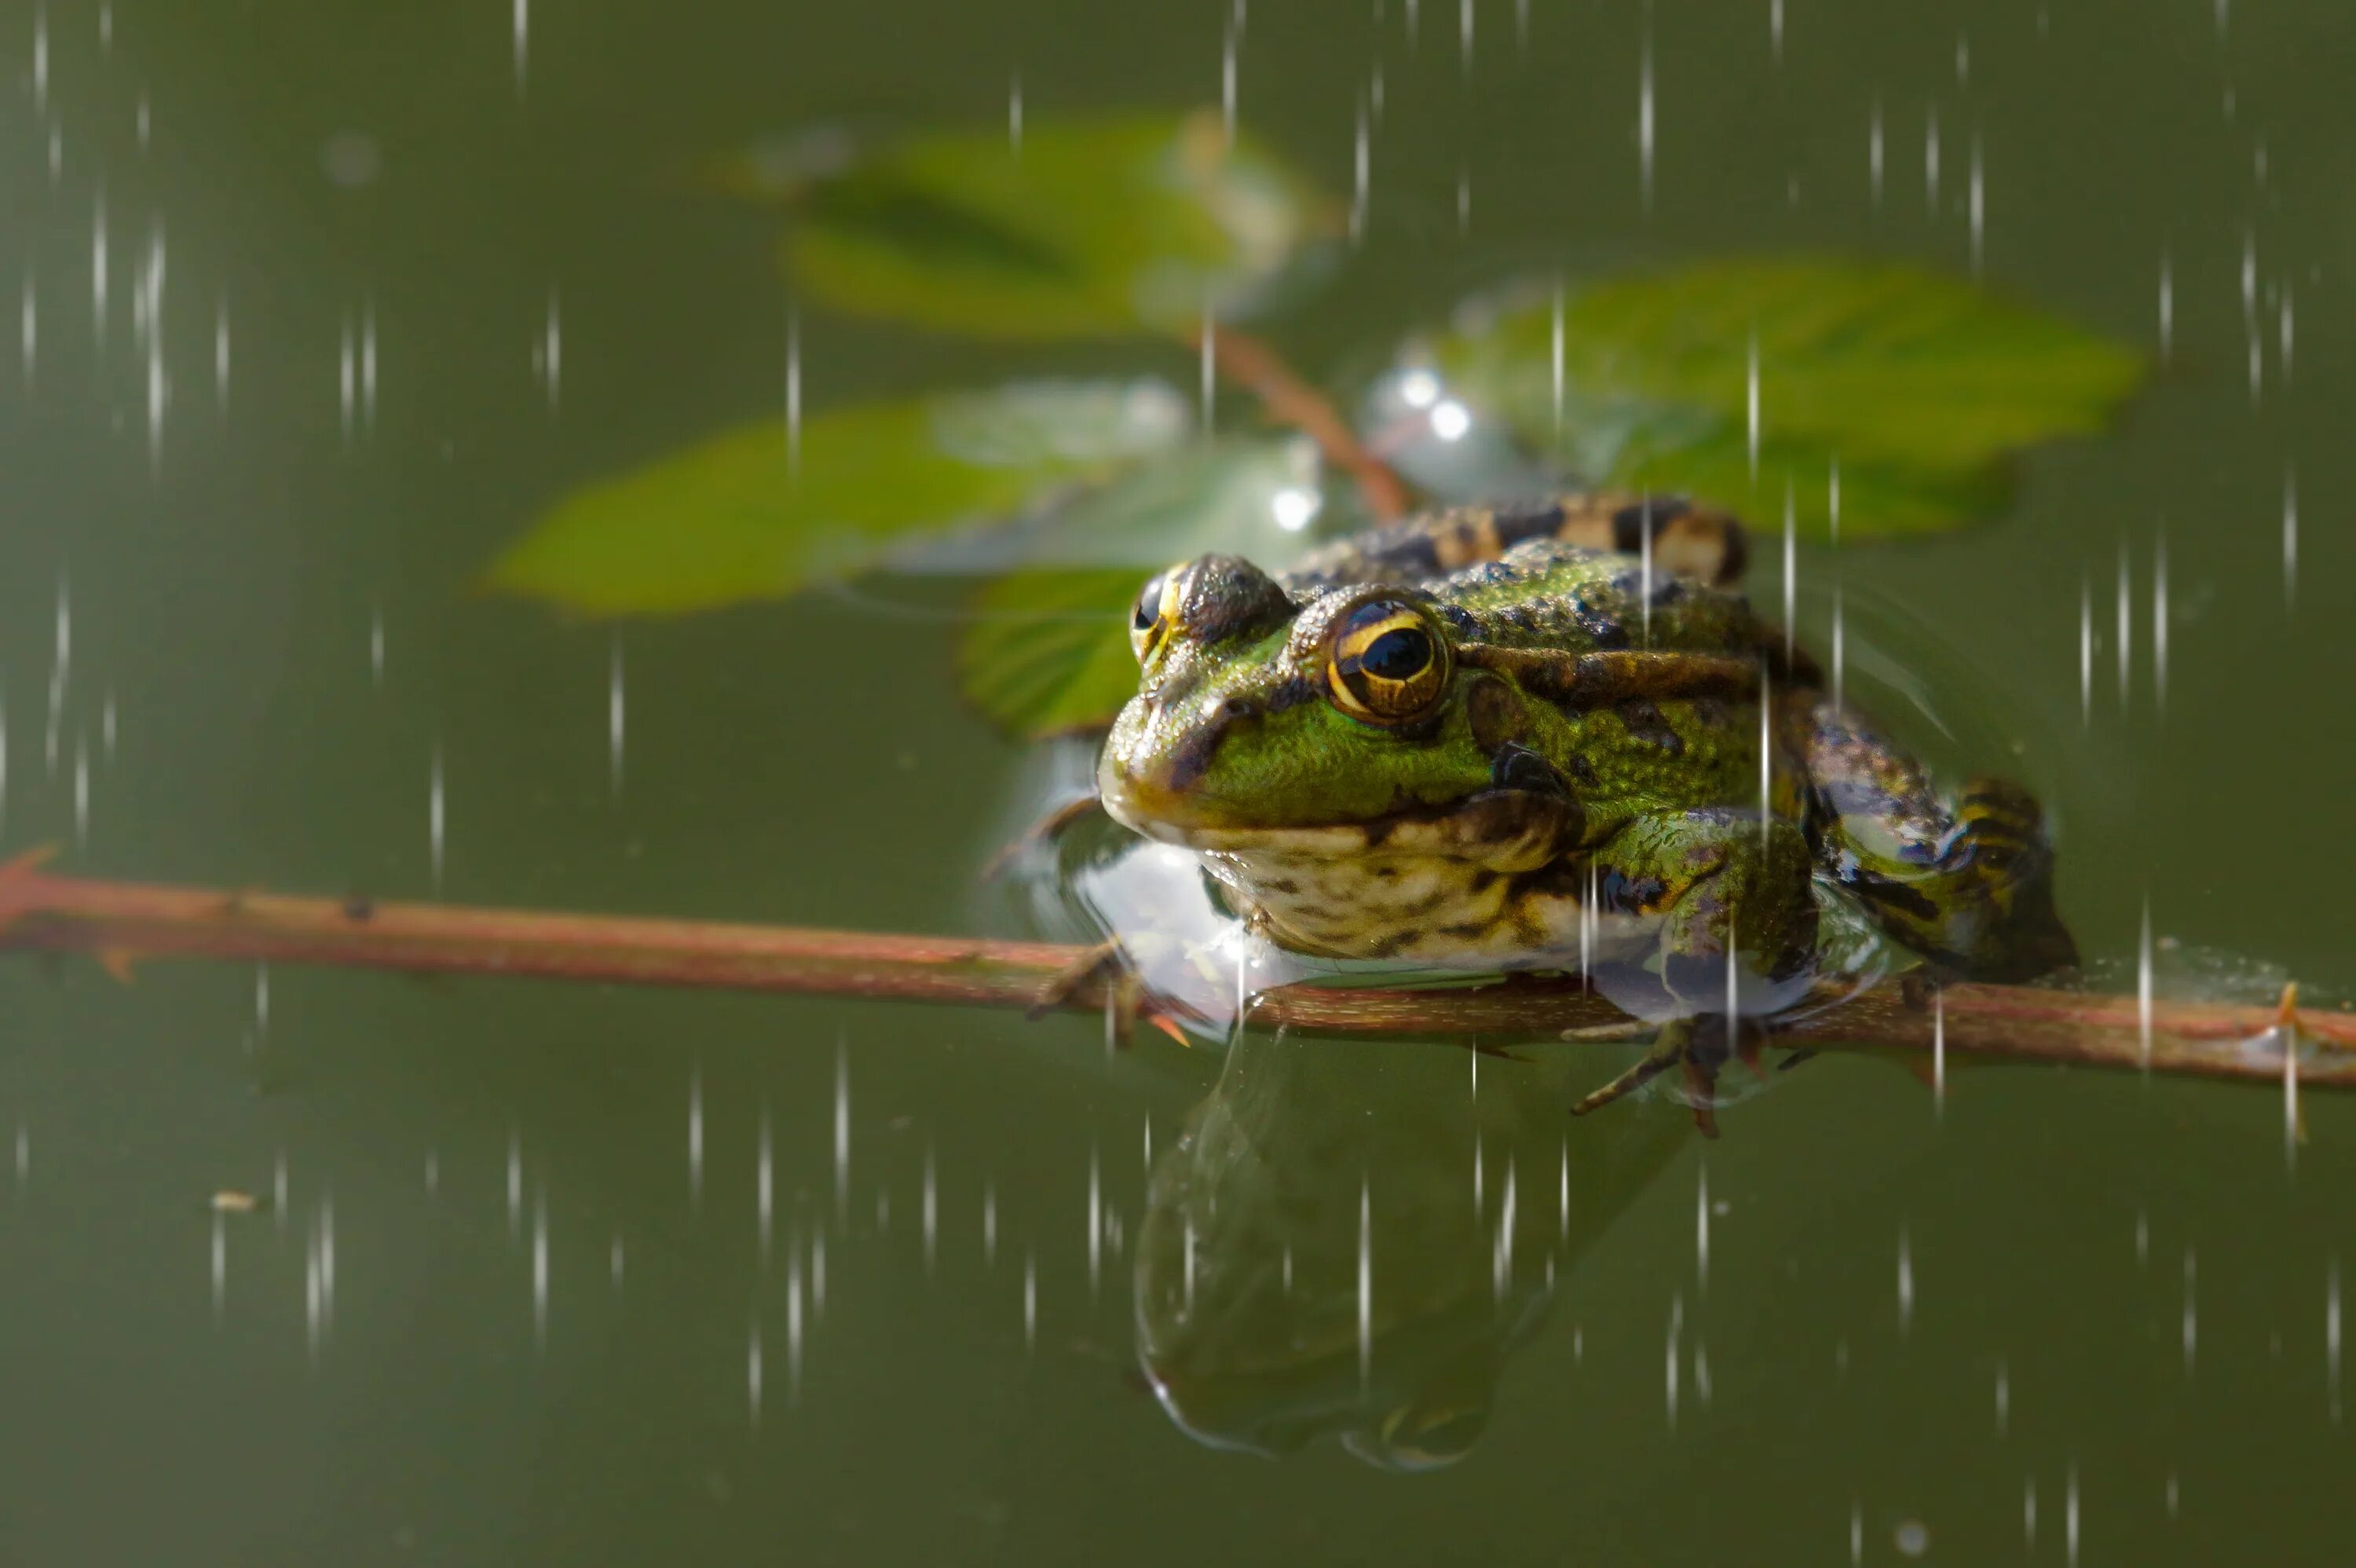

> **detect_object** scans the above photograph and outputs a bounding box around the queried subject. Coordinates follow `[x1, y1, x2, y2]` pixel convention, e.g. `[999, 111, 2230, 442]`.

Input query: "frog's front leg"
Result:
[1569, 808, 1818, 1135]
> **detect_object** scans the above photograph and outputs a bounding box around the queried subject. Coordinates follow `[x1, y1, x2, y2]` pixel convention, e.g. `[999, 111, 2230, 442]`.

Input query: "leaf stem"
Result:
[2, 853, 2347, 1092]
[1194, 324, 1411, 521]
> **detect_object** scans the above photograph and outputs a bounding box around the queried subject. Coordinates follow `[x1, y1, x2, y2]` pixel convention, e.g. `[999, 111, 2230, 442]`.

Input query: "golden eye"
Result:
[1129, 571, 1184, 663]
[1327, 599, 1450, 725]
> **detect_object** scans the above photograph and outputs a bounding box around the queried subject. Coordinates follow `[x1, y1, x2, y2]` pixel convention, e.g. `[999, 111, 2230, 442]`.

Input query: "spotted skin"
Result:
[1099, 491, 2076, 1125]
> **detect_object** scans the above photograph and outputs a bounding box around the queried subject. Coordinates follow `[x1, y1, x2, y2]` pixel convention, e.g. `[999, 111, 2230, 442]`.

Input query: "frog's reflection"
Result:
[1132, 1028, 1688, 1469]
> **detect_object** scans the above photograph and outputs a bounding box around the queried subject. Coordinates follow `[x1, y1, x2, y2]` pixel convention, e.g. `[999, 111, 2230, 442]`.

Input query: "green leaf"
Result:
[772, 111, 1337, 340]
[956, 437, 1320, 736]
[1425, 258, 2144, 539]
[960, 568, 1147, 738]
[487, 379, 1191, 616]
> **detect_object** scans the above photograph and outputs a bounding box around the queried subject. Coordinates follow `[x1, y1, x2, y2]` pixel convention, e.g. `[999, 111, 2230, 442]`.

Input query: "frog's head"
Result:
[1097, 554, 1579, 892]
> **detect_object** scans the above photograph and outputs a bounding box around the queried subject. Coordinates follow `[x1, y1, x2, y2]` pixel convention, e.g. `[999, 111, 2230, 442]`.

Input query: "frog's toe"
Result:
[1570, 1018, 1694, 1120]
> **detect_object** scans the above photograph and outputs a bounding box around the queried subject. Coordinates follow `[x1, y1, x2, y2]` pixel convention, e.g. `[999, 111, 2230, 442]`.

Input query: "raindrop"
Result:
[513, 0, 529, 90]
[507, 1127, 522, 1235]
[540, 291, 560, 413]
[11, 1120, 24, 1193]
[1220, 27, 1238, 142]
[1024, 1252, 1038, 1351]
[610, 1232, 625, 1288]
[425, 1148, 439, 1197]
[1665, 1290, 1682, 1430]
[2329, 1258, 2343, 1423]
[787, 1240, 805, 1405]
[2280, 286, 2295, 381]
[1995, 1358, 2010, 1435]
[71, 733, 88, 846]
[1894, 1519, 1929, 1559]
[747, 1321, 764, 1431]
[1086, 1144, 1102, 1301]
[983, 1179, 998, 1266]
[1849, 1500, 1862, 1566]
[2024, 1477, 2038, 1547]
[1770, 0, 1783, 62]
[273, 1150, 287, 1230]
[1549, 282, 1564, 441]
[428, 743, 446, 890]
[255, 963, 271, 1044]
[1745, 331, 1760, 478]
[2157, 249, 2174, 365]
[608, 636, 625, 798]
[360, 298, 379, 433]
[33, 6, 49, 116]
[687, 1061, 704, 1207]
[1923, 107, 1940, 211]
[2282, 464, 2297, 612]
[91, 188, 108, 349]
[532, 1185, 549, 1348]
[1357, 1177, 1373, 1392]
[1637, 29, 1655, 212]
[1868, 97, 1884, 207]
[46, 571, 70, 777]
[1695, 1164, 1710, 1291]
[1897, 1226, 1915, 1335]
[1967, 133, 1985, 276]
[339, 312, 356, 442]
[210, 1211, 227, 1323]
[832, 1039, 851, 1219]
[1780, 481, 1795, 660]
[1007, 73, 1023, 155]
[1349, 100, 1369, 243]
[1458, 0, 1472, 68]
[370, 607, 386, 685]
[785, 307, 801, 475]
[922, 1142, 938, 1277]
[20, 272, 34, 386]
[757, 1104, 774, 1261]
[2182, 1246, 2198, 1373]
[2138, 898, 2153, 1070]
[2065, 1463, 2080, 1566]
[2153, 528, 2168, 714]
[99, 691, 113, 764]
[2115, 540, 2131, 707]
[1829, 586, 1846, 712]
[2078, 573, 2093, 726]
[1933, 989, 1946, 1113]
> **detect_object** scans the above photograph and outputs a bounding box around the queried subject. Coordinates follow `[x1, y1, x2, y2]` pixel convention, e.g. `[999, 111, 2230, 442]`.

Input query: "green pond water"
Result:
[3, 0, 2354, 1562]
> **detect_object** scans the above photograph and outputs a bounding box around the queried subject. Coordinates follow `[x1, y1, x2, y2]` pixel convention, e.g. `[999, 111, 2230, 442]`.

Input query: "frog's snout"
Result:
[1098, 691, 1262, 836]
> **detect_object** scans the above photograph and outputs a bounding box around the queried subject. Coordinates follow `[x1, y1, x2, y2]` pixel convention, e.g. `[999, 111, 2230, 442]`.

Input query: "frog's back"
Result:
[1283, 492, 1772, 661]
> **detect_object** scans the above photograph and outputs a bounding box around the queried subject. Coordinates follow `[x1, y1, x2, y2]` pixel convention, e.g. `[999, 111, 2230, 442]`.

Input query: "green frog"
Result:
[1096, 493, 2076, 1131]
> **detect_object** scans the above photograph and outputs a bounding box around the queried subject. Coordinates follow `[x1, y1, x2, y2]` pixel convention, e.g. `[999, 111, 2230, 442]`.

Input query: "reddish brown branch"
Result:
[1195, 324, 1412, 522]
[1, 853, 2350, 1093]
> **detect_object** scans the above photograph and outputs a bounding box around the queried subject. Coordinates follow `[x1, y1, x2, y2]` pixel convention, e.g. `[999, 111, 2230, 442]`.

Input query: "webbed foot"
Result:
[1570, 1014, 1772, 1139]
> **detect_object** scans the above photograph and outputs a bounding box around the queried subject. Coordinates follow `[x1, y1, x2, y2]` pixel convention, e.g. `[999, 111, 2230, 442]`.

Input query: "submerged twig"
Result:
[1196, 324, 1412, 522]
[0, 852, 2348, 1091]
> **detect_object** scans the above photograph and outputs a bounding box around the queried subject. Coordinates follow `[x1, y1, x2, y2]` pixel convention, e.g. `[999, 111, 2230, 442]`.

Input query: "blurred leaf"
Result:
[956, 438, 1319, 736]
[1426, 258, 2144, 539]
[960, 568, 1147, 738]
[488, 379, 1190, 616]
[767, 111, 1337, 340]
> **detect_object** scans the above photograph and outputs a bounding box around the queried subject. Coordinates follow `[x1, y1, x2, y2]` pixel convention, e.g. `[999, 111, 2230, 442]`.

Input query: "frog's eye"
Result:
[1129, 570, 1185, 663]
[1327, 600, 1450, 725]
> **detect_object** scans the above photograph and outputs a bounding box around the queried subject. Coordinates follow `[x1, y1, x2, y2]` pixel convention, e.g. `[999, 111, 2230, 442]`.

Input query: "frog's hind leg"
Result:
[1804, 702, 2079, 982]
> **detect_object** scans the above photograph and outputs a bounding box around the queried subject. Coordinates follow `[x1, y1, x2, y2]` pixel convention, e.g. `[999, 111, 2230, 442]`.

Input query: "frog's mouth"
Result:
[1098, 761, 1583, 872]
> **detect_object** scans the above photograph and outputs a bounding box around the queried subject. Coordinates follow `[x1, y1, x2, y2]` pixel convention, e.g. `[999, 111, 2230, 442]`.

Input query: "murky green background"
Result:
[4, 0, 2354, 1562]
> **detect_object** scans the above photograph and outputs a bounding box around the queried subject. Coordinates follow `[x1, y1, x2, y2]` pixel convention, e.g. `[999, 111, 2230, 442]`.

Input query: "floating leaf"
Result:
[488, 379, 1190, 616]
[956, 438, 1319, 736]
[1424, 258, 2143, 538]
[768, 111, 1336, 340]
